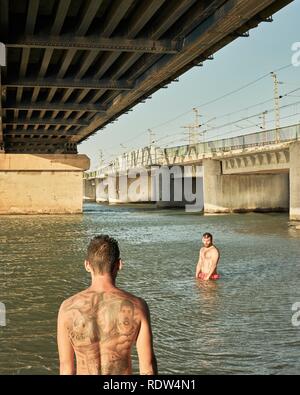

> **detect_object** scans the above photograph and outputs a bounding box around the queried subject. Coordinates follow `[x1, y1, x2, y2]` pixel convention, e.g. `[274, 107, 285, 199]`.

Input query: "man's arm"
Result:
[57, 302, 75, 375]
[195, 248, 203, 278]
[203, 249, 219, 281]
[136, 300, 158, 375]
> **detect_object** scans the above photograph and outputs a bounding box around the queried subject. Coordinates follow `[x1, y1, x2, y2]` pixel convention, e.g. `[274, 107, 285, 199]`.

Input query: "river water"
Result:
[0, 203, 299, 375]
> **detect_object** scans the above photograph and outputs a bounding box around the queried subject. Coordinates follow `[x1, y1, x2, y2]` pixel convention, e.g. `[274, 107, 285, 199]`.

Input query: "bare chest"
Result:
[201, 249, 213, 261]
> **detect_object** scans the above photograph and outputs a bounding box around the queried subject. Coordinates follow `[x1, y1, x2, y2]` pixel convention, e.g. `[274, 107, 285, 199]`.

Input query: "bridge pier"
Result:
[202, 159, 226, 213]
[0, 154, 90, 214]
[90, 166, 204, 209]
[154, 166, 203, 210]
[84, 178, 96, 201]
[95, 177, 108, 203]
[94, 171, 155, 204]
[290, 141, 300, 221]
[203, 158, 289, 214]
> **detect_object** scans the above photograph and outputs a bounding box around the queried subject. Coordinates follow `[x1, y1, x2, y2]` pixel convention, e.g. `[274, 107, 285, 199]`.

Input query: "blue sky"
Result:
[78, 0, 300, 170]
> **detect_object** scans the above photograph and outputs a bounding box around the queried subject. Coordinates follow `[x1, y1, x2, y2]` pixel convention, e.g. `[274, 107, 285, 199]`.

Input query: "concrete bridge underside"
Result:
[0, 0, 293, 213]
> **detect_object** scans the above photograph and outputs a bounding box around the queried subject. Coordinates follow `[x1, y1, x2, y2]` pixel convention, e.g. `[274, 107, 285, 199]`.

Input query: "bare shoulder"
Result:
[117, 289, 148, 313]
[212, 245, 220, 257]
[212, 246, 220, 259]
[137, 297, 150, 314]
[58, 290, 87, 313]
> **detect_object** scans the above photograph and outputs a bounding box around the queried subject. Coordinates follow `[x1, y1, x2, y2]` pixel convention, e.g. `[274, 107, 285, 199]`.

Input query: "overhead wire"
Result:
[105, 63, 294, 150]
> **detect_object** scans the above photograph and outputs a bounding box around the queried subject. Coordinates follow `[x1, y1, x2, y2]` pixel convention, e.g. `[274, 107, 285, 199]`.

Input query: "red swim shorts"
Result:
[198, 273, 220, 280]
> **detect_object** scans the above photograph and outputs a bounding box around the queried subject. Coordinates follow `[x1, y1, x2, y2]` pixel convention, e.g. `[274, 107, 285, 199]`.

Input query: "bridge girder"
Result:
[0, 0, 293, 154]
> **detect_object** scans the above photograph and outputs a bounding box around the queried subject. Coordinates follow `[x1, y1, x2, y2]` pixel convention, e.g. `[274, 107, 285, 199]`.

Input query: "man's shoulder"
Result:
[117, 289, 148, 311]
[59, 290, 87, 312]
[212, 245, 220, 255]
[212, 246, 220, 260]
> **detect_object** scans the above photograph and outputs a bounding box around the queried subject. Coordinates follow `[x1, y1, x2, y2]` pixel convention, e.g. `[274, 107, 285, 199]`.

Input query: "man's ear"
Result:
[84, 260, 92, 273]
[113, 259, 123, 275]
[118, 259, 123, 271]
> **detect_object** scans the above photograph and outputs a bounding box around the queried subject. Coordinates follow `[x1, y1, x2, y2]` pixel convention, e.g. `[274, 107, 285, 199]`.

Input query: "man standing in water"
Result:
[195, 232, 220, 281]
[57, 235, 157, 375]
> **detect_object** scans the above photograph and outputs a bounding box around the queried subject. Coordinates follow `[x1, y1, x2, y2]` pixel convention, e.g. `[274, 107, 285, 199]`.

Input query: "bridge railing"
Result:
[84, 123, 300, 177]
[164, 123, 300, 157]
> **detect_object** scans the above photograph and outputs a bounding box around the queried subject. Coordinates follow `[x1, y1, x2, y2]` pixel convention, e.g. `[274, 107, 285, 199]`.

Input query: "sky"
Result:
[78, 0, 300, 170]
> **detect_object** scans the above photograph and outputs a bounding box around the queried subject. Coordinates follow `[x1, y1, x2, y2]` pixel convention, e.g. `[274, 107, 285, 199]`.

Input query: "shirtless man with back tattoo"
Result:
[195, 232, 220, 281]
[57, 235, 157, 375]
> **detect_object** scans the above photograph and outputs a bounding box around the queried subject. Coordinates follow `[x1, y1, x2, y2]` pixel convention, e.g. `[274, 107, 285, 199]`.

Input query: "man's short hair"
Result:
[86, 235, 120, 274]
[203, 232, 213, 240]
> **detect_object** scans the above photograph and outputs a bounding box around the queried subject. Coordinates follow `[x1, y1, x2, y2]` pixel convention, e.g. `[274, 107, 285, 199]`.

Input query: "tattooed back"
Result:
[60, 289, 144, 374]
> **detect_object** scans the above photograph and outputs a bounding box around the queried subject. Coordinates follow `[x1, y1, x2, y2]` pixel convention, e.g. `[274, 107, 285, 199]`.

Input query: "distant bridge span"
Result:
[84, 124, 300, 220]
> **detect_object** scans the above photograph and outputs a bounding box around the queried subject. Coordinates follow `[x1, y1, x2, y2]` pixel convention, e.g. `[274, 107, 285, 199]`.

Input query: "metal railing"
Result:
[163, 123, 300, 158]
[84, 123, 300, 177]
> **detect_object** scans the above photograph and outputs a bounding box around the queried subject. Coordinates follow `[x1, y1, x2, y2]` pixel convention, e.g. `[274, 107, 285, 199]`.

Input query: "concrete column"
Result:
[290, 141, 300, 220]
[154, 166, 185, 208]
[0, 154, 90, 214]
[203, 159, 229, 213]
[95, 177, 109, 203]
[83, 178, 96, 201]
[108, 172, 125, 204]
[107, 169, 154, 204]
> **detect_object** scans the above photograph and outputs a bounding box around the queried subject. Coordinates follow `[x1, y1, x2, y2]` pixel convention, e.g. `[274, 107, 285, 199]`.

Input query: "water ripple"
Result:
[0, 206, 299, 374]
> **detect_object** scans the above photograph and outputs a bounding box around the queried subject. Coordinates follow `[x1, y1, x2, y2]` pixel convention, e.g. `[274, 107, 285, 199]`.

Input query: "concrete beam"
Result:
[0, 153, 89, 171]
[4, 78, 135, 91]
[7, 36, 181, 54]
[0, 153, 90, 214]
[4, 117, 89, 126]
[4, 101, 107, 112]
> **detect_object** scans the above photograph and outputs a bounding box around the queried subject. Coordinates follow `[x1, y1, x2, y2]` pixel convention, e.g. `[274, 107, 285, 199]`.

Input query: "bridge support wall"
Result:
[95, 178, 108, 202]
[0, 154, 90, 214]
[89, 166, 205, 210]
[155, 168, 203, 210]
[84, 178, 96, 201]
[290, 141, 300, 220]
[203, 159, 289, 213]
[94, 172, 155, 204]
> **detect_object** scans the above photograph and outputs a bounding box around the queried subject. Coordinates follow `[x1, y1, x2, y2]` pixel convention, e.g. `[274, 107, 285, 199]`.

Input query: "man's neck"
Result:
[89, 273, 117, 292]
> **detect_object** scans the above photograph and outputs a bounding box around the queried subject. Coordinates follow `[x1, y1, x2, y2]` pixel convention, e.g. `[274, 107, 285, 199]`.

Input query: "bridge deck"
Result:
[0, 0, 292, 153]
[84, 123, 300, 178]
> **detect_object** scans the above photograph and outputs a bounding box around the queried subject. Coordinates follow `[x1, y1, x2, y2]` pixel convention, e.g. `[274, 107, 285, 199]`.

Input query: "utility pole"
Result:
[181, 108, 202, 145]
[271, 72, 280, 141]
[192, 107, 202, 144]
[259, 110, 268, 130]
[181, 125, 195, 145]
[98, 149, 104, 168]
[148, 128, 155, 146]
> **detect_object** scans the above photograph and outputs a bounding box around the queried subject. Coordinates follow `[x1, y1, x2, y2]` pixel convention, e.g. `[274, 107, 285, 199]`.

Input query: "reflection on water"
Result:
[0, 204, 300, 374]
